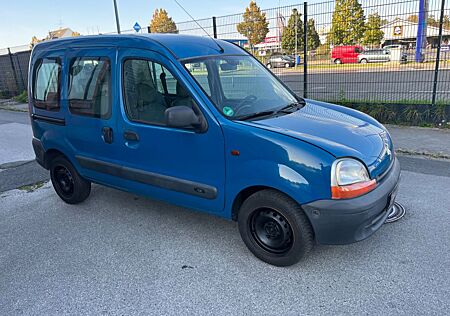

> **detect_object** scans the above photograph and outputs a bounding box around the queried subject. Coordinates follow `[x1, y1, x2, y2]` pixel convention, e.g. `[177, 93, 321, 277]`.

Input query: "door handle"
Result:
[124, 130, 139, 141]
[102, 126, 113, 144]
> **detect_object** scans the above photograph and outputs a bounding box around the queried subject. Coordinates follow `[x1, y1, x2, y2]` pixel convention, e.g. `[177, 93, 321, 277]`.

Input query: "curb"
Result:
[396, 148, 450, 161]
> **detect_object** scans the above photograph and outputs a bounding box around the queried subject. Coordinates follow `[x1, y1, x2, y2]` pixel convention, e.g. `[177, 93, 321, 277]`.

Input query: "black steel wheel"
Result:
[238, 189, 314, 267]
[250, 208, 293, 254]
[53, 165, 75, 198]
[50, 155, 91, 204]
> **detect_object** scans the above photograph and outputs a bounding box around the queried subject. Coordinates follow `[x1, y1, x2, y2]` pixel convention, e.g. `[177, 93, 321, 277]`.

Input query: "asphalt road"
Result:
[274, 68, 450, 103]
[0, 167, 449, 315]
[1, 110, 449, 315]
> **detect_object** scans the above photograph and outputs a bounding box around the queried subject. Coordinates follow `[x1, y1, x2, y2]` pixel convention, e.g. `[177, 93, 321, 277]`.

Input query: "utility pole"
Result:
[113, 0, 121, 34]
[295, 12, 298, 68]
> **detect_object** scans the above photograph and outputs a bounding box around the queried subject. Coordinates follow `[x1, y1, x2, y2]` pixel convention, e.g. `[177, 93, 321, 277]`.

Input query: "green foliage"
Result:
[13, 90, 28, 103]
[0, 90, 8, 99]
[315, 44, 331, 56]
[327, 0, 365, 45]
[237, 1, 269, 49]
[150, 9, 178, 33]
[334, 102, 449, 127]
[362, 13, 384, 46]
[307, 19, 321, 51]
[407, 15, 419, 23]
[281, 9, 304, 53]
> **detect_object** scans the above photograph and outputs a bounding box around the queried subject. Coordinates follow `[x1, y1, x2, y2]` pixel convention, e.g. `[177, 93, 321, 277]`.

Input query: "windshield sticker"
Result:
[223, 107, 234, 117]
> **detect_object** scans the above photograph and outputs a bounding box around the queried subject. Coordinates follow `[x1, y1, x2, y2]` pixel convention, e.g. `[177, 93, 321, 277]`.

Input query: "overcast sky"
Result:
[0, 0, 444, 48]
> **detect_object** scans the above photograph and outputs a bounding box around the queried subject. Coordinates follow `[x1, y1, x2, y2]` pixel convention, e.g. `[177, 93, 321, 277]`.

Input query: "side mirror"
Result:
[165, 106, 206, 132]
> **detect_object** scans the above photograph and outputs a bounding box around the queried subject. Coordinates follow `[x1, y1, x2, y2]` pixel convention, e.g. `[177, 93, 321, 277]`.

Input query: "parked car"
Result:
[266, 55, 295, 68]
[331, 45, 363, 64]
[29, 35, 400, 266]
[358, 49, 408, 63]
[358, 49, 391, 63]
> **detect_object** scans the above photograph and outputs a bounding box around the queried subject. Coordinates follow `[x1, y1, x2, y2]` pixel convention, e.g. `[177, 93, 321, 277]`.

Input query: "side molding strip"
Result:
[31, 114, 66, 126]
[76, 155, 217, 200]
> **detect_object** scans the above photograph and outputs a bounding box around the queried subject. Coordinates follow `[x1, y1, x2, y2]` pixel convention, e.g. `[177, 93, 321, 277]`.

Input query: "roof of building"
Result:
[48, 27, 74, 39]
[33, 34, 245, 59]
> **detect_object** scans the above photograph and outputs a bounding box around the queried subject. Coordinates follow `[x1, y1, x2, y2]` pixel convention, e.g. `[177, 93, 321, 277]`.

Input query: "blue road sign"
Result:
[133, 22, 141, 33]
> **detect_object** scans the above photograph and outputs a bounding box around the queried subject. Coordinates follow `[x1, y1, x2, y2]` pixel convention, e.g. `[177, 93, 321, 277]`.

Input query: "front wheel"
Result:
[285, 63, 290, 68]
[360, 58, 368, 64]
[238, 189, 314, 266]
[266, 63, 272, 69]
[50, 155, 91, 204]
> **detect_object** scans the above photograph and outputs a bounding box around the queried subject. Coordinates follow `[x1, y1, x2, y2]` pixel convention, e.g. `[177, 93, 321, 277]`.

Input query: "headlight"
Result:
[331, 158, 377, 199]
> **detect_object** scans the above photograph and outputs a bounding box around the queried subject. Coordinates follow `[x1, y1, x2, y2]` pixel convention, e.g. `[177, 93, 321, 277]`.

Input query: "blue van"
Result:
[29, 34, 400, 266]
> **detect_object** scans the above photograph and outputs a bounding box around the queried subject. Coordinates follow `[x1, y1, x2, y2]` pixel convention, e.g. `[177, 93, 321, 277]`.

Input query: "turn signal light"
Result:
[331, 179, 377, 199]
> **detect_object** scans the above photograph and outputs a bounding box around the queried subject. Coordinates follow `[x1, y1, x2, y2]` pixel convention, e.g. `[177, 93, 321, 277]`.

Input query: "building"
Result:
[381, 18, 450, 48]
[48, 27, 79, 40]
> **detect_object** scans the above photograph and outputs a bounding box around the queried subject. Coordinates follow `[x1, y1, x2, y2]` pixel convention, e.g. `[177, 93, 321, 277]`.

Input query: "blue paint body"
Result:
[29, 34, 394, 222]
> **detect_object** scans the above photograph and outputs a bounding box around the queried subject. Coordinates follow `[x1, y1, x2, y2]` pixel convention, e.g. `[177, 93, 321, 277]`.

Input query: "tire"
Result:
[238, 189, 314, 267]
[285, 63, 290, 68]
[334, 59, 342, 64]
[50, 155, 91, 204]
[267, 63, 272, 69]
[360, 59, 368, 64]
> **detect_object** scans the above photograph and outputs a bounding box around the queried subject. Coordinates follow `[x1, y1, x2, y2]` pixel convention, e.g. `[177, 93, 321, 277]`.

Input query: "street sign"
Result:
[133, 22, 141, 33]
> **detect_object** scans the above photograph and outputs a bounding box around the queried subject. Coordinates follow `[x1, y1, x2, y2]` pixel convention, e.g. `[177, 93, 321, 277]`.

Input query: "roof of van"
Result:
[32, 34, 245, 59]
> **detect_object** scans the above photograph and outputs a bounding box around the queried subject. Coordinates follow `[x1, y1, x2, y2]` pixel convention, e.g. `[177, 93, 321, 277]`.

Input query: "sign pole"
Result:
[415, 0, 429, 62]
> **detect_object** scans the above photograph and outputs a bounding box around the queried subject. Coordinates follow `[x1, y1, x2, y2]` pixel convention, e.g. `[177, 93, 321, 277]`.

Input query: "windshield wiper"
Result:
[234, 110, 276, 121]
[275, 101, 305, 114]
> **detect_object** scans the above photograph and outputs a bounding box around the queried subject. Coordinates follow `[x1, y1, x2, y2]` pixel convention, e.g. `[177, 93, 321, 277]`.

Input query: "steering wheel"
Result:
[234, 95, 258, 116]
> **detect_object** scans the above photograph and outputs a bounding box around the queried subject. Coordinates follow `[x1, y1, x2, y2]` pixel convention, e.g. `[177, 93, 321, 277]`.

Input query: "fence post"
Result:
[303, 2, 308, 98]
[7, 48, 20, 96]
[432, 0, 446, 106]
[212, 16, 217, 39]
[15, 54, 26, 92]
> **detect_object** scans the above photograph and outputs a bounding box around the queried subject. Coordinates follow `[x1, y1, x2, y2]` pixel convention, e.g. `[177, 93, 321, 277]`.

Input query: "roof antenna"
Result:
[173, 0, 224, 53]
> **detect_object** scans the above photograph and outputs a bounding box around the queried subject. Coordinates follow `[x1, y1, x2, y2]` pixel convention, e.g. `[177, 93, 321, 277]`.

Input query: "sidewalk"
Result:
[387, 125, 450, 159]
[1, 102, 449, 160]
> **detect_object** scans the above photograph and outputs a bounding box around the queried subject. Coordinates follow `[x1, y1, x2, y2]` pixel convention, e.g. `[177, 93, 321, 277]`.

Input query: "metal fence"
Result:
[1, 0, 449, 109]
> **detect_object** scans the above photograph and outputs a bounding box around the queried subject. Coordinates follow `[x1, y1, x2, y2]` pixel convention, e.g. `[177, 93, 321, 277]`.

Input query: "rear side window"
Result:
[33, 58, 61, 111]
[68, 57, 111, 118]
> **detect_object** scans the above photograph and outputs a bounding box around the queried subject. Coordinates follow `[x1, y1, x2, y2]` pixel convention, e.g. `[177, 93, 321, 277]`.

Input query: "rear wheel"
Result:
[334, 58, 342, 64]
[285, 63, 290, 68]
[360, 58, 368, 64]
[267, 63, 272, 69]
[238, 189, 314, 266]
[50, 156, 91, 204]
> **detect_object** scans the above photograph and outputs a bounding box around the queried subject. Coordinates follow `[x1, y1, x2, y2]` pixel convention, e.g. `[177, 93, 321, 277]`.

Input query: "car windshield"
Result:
[183, 55, 300, 120]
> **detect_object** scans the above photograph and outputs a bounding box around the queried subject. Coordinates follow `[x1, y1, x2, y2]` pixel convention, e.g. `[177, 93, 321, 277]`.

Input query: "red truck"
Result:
[331, 45, 363, 64]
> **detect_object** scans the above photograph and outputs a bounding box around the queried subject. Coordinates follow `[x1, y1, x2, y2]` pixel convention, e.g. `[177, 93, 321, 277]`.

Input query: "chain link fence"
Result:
[1, 0, 449, 123]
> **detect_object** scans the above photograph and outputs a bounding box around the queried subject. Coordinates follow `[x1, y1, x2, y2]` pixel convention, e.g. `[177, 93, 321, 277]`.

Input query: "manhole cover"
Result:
[385, 202, 406, 223]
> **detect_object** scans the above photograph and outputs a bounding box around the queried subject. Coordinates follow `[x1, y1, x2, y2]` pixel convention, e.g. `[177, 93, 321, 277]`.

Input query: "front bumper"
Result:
[303, 157, 401, 245]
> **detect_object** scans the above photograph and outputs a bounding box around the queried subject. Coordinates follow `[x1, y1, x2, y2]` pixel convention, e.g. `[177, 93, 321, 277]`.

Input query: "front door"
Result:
[115, 48, 226, 214]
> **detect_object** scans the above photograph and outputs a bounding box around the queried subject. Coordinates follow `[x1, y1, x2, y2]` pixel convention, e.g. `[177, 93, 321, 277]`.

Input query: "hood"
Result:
[242, 100, 393, 178]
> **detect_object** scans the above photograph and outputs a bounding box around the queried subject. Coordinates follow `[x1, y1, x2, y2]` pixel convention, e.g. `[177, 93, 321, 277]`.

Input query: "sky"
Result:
[0, 0, 318, 48]
[0, 0, 446, 48]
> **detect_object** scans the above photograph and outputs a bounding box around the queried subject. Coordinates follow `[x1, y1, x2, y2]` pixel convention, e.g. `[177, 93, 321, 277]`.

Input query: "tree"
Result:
[327, 0, 366, 45]
[282, 9, 304, 53]
[307, 19, 320, 50]
[362, 13, 384, 46]
[237, 1, 269, 50]
[407, 15, 419, 23]
[150, 9, 178, 33]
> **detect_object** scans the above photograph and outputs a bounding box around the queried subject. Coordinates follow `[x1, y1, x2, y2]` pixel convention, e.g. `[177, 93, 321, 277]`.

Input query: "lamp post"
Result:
[113, 0, 121, 34]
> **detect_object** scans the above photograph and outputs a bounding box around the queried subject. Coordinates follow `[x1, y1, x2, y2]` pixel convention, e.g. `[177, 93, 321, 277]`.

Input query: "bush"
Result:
[13, 90, 28, 103]
[338, 102, 449, 128]
[0, 90, 8, 99]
